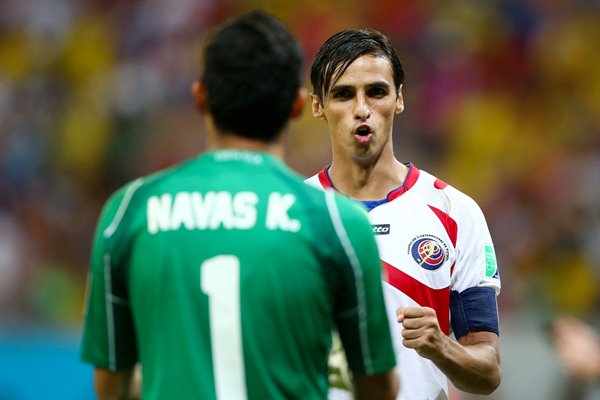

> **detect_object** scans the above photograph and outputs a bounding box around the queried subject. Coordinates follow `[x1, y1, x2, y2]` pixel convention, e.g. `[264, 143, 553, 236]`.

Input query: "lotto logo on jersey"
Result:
[372, 224, 390, 235]
[408, 234, 448, 271]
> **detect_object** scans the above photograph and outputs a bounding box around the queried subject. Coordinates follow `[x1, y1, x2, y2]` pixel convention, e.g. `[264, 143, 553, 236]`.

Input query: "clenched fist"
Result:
[396, 306, 446, 360]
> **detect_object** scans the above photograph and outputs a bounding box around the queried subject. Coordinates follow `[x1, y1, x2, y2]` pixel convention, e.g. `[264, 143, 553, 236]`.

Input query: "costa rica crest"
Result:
[408, 234, 448, 270]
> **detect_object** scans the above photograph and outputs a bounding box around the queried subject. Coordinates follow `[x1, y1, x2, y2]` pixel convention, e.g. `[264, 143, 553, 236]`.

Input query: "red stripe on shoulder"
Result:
[388, 164, 420, 201]
[318, 166, 332, 189]
[428, 205, 457, 247]
[434, 178, 448, 189]
[383, 261, 450, 335]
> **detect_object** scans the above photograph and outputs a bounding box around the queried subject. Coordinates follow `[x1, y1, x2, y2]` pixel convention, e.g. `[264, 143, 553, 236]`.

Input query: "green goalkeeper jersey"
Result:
[81, 149, 395, 400]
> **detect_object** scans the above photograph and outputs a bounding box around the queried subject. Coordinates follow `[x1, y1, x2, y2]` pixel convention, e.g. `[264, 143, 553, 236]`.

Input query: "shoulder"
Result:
[326, 191, 372, 232]
[304, 166, 333, 193]
[105, 165, 175, 208]
[304, 173, 323, 191]
[99, 163, 181, 238]
[414, 168, 486, 219]
[100, 178, 145, 231]
[302, 170, 367, 219]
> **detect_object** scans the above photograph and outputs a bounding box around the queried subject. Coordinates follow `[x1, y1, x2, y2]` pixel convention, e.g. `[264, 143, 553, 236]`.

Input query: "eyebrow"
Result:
[330, 81, 391, 93]
[330, 84, 353, 94]
[367, 81, 391, 90]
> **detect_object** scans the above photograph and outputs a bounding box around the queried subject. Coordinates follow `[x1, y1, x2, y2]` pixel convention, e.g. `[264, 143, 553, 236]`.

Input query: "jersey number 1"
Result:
[201, 255, 247, 400]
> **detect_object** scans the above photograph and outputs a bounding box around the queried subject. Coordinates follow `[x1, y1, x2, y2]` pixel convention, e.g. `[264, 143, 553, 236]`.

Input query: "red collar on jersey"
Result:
[317, 163, 420, 202]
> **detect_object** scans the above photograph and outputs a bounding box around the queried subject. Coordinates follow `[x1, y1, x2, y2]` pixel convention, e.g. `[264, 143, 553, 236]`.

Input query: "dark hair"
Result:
[203, 10, 303, 142]
[310, 29, 405, 104]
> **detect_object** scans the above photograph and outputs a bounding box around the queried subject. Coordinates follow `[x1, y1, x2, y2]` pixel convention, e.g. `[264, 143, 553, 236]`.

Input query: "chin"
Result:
[350, 150, 378, 164]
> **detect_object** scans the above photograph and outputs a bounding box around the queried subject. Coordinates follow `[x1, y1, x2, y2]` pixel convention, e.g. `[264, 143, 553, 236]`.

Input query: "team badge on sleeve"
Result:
[408, 234, 448, 271]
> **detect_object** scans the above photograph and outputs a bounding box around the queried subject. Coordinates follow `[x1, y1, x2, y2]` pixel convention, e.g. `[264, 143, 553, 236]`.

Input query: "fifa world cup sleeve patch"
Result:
[485, 245, 499, 279]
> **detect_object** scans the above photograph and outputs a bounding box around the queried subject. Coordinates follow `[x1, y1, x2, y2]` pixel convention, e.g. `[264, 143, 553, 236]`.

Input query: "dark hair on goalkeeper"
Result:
[202, 10, 303, 142]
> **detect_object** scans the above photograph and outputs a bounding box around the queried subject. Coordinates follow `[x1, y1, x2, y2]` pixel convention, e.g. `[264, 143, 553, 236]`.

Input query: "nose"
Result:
[353, 94, 370, 121]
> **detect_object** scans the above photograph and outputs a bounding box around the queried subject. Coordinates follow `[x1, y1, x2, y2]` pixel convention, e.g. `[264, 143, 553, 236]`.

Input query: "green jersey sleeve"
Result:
[325, 191, 396, 375]
[80, 180, 141, 371]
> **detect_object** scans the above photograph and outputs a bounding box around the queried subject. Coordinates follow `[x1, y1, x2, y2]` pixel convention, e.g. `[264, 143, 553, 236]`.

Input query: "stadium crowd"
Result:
[0, 0, 599, 397]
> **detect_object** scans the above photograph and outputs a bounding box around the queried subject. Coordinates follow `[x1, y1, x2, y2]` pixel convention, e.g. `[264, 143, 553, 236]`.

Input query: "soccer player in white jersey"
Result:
[306, 29, 501, 400]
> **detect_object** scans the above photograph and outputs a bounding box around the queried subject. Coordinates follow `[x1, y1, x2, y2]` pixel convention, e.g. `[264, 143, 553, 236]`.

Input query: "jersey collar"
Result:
[202, 149, 283, 167]
[317, 163, 420, 203]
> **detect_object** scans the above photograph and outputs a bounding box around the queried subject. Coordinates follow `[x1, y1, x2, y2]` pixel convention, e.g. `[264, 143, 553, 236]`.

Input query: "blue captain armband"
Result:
[450, 286, 499, 339]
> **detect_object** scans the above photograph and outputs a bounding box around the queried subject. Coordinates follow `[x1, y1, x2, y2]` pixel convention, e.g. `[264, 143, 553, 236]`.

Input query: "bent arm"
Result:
[432, 331, 500, 394]
[398, 305, 501, 395]
[354, 369, 399, 400]
[94, 368, 134, 400]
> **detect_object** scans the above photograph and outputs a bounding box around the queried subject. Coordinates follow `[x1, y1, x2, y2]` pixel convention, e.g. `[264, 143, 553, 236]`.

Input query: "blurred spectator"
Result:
[553, 316, 600, 383]
[552, 316, 600, 400]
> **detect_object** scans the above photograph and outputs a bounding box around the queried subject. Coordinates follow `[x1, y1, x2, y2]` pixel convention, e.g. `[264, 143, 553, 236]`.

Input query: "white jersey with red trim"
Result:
[306, 164, 501, 400]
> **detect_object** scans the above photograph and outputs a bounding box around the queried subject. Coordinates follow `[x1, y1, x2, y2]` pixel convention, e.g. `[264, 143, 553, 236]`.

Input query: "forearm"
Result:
[94, 368, 134, 400]
[430, 332, 501, 394]
[353, 370, 399, 400]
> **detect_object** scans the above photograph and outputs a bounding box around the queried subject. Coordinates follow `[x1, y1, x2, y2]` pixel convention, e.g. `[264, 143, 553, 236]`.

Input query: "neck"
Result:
[208, 132, 285, 159]
[328, 147, 408, 200]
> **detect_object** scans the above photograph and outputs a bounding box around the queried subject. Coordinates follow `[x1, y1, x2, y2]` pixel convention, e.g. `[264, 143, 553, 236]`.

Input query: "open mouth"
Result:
[354, 124, 373, 144]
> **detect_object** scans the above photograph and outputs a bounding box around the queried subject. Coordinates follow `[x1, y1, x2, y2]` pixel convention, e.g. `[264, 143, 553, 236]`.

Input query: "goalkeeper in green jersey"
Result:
[80, 9, 398, 400]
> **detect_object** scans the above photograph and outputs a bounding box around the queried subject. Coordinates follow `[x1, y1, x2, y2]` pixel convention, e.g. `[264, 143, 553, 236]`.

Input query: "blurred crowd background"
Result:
[0, 0, 599, 399]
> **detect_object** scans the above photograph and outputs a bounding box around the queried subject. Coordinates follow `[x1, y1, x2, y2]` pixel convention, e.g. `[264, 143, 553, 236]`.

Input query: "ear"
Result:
[395, 84, 404, 115]
[191, 80, 208, 113]
[290, 88, 308, 120]
[311, 93, 326, 121]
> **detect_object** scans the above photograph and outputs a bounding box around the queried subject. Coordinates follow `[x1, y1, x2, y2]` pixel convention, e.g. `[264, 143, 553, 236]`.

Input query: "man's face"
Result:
[312, 54, 404, 163]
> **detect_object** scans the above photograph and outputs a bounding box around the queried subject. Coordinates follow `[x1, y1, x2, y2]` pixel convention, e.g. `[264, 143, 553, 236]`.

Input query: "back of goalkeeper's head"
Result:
[195, 10, 304, 143]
